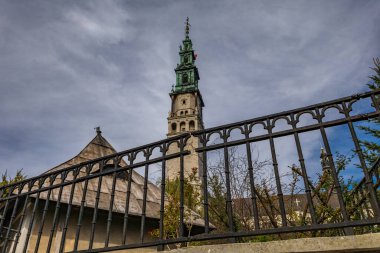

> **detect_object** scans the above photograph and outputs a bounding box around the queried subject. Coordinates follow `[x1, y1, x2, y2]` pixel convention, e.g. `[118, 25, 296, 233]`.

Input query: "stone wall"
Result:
[154, 233, 380, 253]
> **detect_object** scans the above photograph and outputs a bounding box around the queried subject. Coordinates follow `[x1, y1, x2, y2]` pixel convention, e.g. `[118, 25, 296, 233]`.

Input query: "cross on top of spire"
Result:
[185, 17, 190, 38]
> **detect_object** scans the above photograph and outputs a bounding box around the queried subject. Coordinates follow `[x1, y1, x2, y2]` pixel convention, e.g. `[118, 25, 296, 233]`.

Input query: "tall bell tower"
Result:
[167, 18, 205, 179]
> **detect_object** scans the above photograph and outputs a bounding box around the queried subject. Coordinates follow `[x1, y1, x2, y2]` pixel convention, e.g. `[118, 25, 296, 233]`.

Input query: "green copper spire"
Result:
[171, 17, 200, 94]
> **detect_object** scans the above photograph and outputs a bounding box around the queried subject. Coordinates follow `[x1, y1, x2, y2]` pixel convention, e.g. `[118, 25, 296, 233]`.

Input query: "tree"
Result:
[358, 57, 380, 164]
[206, 146, 377, 240]
[151, 168, 201, 250]
[207, 147, 276, 233]
[0, 170, 26, 198]
[0, 169, 26, 243]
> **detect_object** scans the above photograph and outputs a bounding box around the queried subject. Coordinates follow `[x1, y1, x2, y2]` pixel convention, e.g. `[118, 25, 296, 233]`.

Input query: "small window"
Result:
[182, 73, 188, 84]
[180, 111, 184, 115]
[171, 123, 177, 132]
[180, 122, 186, 132]
[184, 55, 189, 63]
[182, 99, 186, 105]
[189, 120, 195, 131]
[185, 110, 188, 115]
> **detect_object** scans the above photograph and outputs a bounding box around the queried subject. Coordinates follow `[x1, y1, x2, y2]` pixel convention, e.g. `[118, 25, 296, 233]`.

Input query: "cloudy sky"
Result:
[0, 0, 379, 179]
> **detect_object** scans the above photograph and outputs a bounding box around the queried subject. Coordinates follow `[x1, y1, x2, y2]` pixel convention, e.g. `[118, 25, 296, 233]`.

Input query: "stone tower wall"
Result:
[166, 135, 202, 180]
[166, 93, 203, 180]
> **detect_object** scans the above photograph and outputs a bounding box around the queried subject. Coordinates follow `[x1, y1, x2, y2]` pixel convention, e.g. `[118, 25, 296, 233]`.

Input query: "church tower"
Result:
[166, 18, 205, 179]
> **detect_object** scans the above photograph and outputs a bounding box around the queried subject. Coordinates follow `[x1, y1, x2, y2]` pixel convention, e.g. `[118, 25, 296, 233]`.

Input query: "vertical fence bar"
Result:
[88, 163, 104, 250]
[59, 170, 79, 252]
[290, 114, 317, 225]
[0, 187, 12, 249]
[105, 159, 119, 247]
[370, 93, 380, 201]
[266, 119, 287, 227]
[158, 145, 167, 251]
[140, 153, 150, 243]
[0, 187, 12, 238]
[22, 188, 41, 253]
[343, 102, 380, 217]
[201, 134, 210, 233]
[1, 188, 21, 253]
[244, 124, 260, 230]
[222, 129, 235, 235]
[46, 173, 67, 252]
[122, 159, 133, 245]
[34, 179, 55, 253]
[316, 109, 353, 234]
[73, 167, 91, 252]
[11, 193, 30, 253]
[179, 139, 185, 238]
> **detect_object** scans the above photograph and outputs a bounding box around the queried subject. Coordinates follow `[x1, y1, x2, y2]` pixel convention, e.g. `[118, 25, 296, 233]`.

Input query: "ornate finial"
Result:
[95, 126, 101, 135]
[185, 17, 190, 36]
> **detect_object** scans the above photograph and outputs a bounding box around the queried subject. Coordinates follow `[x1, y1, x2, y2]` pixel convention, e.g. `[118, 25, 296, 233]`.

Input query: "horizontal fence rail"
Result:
[0, 89, 380, 252]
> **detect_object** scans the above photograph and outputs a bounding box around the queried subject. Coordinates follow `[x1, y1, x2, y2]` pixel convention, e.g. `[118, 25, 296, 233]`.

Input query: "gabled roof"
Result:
[32, 130, 207, 227]
[37, 130, 162, 219]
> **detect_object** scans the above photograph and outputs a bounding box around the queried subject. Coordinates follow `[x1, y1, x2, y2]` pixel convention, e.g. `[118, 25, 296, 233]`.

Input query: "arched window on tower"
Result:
[189, 120, 195, 131]
[171, 123, 177, 133]
[180, 122, 186, 132]
[182, 73, 188, 84]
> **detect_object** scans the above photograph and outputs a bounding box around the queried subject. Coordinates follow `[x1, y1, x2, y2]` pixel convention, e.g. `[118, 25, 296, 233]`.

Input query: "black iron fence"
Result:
[0, 89, 380, 252]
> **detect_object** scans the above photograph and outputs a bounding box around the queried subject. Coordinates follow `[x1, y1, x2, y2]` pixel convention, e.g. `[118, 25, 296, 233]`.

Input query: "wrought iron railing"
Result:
[0, 89, 379, 252]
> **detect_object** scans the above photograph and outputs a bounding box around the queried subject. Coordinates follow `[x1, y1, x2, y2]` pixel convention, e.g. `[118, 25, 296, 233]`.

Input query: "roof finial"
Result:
[95, 126, 102, 135]
[185, 17, 190, 37]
